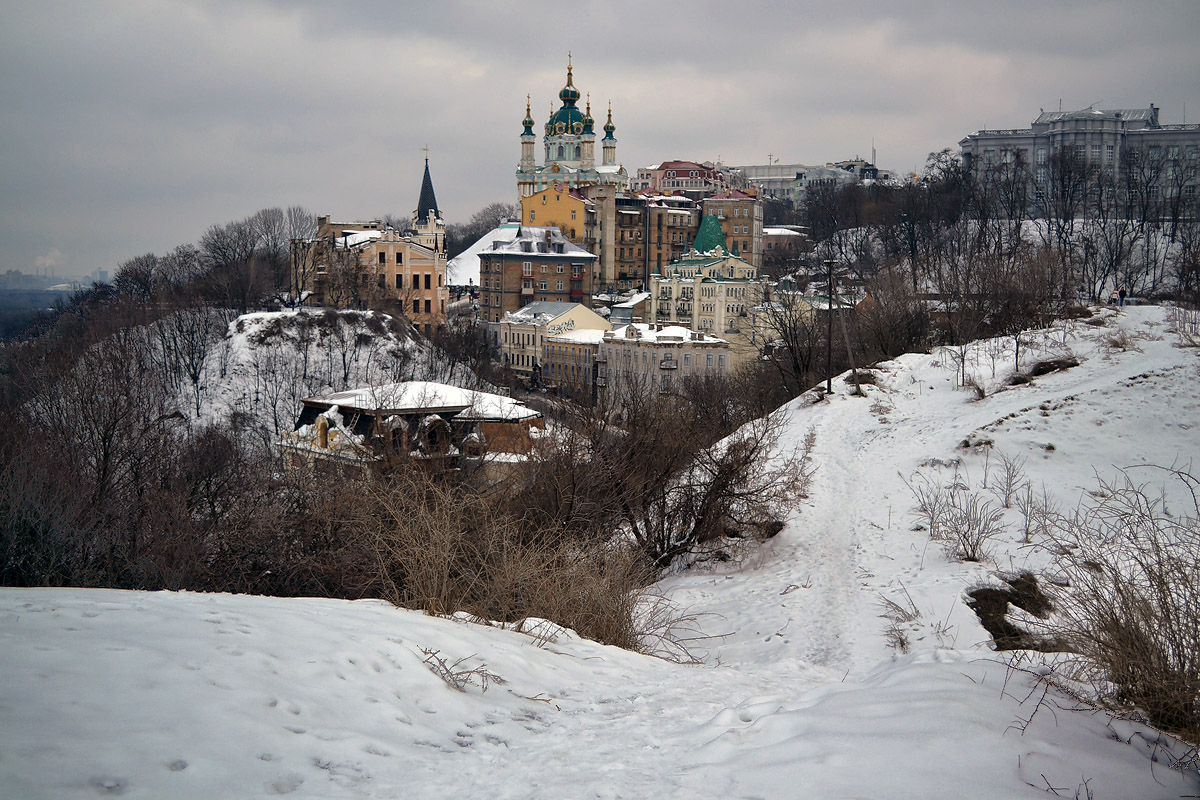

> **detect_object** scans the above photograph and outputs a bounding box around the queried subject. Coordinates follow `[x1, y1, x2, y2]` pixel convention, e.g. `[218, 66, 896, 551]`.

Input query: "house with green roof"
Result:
[647, 215, 765, 364]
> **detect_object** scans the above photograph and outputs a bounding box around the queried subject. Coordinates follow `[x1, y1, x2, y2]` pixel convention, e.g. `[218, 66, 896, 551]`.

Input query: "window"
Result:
[396, 274, 403, 289]
[1169, 145, 1180, 160]
[706, 354, 713, 366]
[557, 264, 565, 273]
[539, 280, 547, 290]
[425, 299, 431, 314]
[523, 262, 533, 277]
[425, 274, 431, 290]
[718, 355, 726, 367]
[556, 280, 563, 291]
[395, 252, 404, 265]
[1090, 145, 1100, 162]
[571, 209, 576, 220]
[378, 252, 386, 265]
[1036, 148, 1047, 165]
[683, 353, 690, 366]
[413, 299, 420, 314]
[1106, 145, 1114, 164]
[530, 210, 535, 221]
[438, 274, 443, 286]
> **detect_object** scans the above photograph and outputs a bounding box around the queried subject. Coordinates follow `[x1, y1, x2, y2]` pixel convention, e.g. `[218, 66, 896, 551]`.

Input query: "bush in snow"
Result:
[1036, 468, 1200, 744]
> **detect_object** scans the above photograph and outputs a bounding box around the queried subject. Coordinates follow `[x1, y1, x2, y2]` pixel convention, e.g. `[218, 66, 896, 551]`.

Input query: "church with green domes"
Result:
[516, 58, 628, 199]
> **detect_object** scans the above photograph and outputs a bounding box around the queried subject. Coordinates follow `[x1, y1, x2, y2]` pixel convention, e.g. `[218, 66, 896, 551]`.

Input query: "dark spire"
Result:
[416, 157, 440, 221]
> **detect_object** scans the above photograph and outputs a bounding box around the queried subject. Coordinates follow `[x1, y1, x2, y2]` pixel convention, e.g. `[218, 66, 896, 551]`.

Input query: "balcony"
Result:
[659, 359, 678, 370]
[521, 286, 534, 296]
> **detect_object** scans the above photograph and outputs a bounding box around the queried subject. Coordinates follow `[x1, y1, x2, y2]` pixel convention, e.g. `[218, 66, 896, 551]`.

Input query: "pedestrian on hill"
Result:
[1118, 287, 1127, 307]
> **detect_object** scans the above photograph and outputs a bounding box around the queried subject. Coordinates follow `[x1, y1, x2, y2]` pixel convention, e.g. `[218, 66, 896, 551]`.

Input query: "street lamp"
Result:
[825, 258, 835, 394]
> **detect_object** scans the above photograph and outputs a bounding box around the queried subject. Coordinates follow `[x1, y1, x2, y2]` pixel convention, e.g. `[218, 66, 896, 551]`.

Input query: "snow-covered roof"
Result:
[546, 328, 608, 344]
[504, 301, 580, 323]
[446, 223, 521, 285]
[614, 291, 650, 308]
[482, 226, 597, 261]
[337, 230, 383, 248]
[305, 381, 540, 421]
[604, 323, 727, 345]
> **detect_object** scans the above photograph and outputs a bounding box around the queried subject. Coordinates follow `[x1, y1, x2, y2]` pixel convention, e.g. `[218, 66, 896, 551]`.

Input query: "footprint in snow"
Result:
[265, 773, 304, 794]
[88, 775, 129, 794]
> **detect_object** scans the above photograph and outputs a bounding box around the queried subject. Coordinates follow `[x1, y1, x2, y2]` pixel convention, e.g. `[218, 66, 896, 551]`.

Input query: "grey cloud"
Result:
[1, 0, 1197, 276]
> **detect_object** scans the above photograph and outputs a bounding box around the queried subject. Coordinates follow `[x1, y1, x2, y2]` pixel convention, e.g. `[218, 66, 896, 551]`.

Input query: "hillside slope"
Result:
[2, 305, 1198, 798]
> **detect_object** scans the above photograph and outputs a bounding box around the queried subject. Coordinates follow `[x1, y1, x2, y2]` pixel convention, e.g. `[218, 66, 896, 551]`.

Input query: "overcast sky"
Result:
[2, 0, 1198, 278]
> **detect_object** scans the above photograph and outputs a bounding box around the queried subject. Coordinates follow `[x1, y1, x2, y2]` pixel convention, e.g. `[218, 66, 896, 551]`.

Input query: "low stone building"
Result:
[497, 301, 610, 385]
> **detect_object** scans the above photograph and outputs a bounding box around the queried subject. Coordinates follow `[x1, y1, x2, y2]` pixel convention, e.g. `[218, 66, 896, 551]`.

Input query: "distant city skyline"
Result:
[2, 0, 1198, 277]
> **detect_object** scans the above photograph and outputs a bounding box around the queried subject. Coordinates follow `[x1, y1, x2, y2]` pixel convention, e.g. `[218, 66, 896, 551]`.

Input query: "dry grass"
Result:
[1034, 469, 1200, 743]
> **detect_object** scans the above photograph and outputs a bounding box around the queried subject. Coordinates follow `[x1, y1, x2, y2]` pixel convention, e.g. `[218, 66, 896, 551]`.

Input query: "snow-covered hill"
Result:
[3, 305, 1198, 798]
[191, 309, 479, 437]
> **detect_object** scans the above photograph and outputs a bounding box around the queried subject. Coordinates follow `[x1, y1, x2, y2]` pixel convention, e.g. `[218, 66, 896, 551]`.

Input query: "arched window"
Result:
[574, 145, 581, 159]
[557, 145, 565, 159]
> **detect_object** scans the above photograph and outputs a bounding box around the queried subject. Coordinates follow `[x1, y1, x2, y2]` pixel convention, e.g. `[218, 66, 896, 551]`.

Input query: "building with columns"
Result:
[516, 59, 628, 199]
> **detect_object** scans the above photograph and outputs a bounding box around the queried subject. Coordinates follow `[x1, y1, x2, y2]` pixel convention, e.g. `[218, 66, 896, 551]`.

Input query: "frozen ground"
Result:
[3, 305, 1198, 798]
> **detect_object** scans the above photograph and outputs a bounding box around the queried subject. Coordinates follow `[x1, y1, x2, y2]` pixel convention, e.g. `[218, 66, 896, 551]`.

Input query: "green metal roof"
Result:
[691, 214, 728, 254]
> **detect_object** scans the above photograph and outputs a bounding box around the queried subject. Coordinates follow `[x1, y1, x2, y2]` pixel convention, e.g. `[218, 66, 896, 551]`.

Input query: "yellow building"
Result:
[293, 159, 449, 335]
[520, 183, 594, 247]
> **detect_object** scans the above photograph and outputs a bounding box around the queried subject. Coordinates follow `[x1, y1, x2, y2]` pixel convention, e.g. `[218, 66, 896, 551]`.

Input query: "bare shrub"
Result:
[1036, 469, 1200, 742]
[903, 471, 951, 538]
[420, 648, 504, 692]
[1168, 305, 1200, 347]
[1101, 329, 1139, 353]
[359, 469, 651, 650]
[990, 451, 1028, 509]
[1015, 482, 1060, 544]
[880, 583, 920, 653]
[963, 374, 986, 400]
[942, 492, 1005, 562]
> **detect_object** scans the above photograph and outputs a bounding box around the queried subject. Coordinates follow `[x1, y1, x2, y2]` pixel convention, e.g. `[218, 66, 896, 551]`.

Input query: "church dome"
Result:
[583, 97, 595, 135]
[522, 97, 535, 136]
[558, 63, 581, 105]
[545, 62, 585, 136]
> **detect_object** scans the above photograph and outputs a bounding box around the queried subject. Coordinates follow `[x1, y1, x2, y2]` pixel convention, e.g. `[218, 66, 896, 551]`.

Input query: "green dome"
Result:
[522, 97, 534, 136]
[545, 62, 585, 136]
[559, 64, 581, 105]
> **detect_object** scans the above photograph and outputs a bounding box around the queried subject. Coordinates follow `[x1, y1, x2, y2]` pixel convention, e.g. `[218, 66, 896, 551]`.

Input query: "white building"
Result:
[596, 323, 730, 402]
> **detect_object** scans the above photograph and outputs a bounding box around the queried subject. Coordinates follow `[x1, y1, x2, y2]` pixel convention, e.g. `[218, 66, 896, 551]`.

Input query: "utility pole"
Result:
[825, 259, 835, 394]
